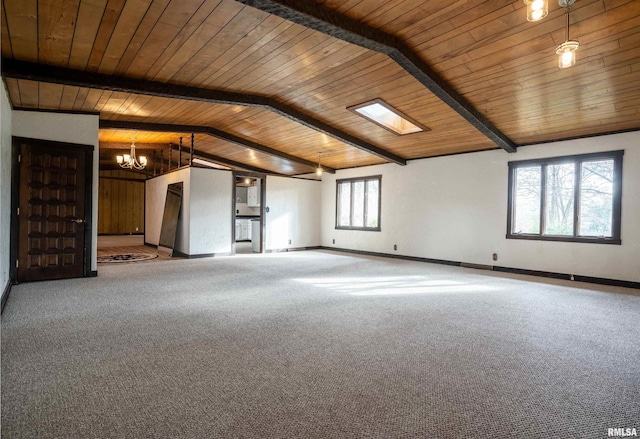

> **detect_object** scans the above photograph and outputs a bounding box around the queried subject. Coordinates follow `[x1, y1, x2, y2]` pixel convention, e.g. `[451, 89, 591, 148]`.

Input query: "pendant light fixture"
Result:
[116, 138, 147, 170]
[556, 0, 578, 68]
[524, 0, 548, 22]
[316, 152, 323, 176]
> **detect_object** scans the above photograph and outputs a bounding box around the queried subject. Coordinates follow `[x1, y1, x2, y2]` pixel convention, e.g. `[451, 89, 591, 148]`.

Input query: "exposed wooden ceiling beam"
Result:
[234, 0, 518, 154]
[100, 140, 279, 175]
[99, 120, 336, 174]
[99, 142, 167, 150]
[1, 58, 406, 165]
[193, 151, 277, 175]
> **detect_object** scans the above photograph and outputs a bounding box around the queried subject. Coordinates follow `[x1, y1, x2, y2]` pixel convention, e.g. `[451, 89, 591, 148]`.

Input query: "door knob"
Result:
[70, 218, 84, 224]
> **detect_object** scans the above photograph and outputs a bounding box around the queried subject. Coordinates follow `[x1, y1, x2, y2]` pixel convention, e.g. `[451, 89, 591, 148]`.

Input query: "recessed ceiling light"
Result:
[348, 99, 428, 135]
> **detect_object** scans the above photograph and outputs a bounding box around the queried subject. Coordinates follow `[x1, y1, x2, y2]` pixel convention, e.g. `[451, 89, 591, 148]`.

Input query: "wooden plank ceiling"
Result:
[2, 0, 639, 176]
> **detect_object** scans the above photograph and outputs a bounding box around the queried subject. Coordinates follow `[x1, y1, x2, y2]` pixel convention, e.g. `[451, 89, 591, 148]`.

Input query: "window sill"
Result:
[506, 234, 621, 245]
[336, 226, 381, 232]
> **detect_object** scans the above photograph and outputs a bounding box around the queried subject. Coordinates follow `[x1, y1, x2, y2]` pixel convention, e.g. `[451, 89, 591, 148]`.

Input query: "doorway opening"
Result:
[233, 172, 265, 255]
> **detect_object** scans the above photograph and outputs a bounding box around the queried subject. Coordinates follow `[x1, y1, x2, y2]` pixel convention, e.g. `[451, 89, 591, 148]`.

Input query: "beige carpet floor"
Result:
[2, 250, 639, 438]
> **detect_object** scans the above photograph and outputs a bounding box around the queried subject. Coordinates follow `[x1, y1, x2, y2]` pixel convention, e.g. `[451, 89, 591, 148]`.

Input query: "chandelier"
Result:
[116, 138, 147, 170]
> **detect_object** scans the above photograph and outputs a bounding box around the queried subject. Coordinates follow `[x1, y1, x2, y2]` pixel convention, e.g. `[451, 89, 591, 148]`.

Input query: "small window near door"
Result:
[507, 150, 623, 244]
[336, 176, 381, 231]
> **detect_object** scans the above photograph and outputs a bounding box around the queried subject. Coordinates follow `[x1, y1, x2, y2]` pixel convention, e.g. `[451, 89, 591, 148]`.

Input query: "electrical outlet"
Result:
[492, 253, 498, 261]
[135, 227, 139, 232]
[332, 239, 335, 244]
[288, 239, 291, 245]
[394, 244, 397, 251]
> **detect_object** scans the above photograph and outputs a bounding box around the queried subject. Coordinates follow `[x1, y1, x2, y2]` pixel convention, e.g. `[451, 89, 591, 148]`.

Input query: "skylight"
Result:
[349, 99, 427, 135]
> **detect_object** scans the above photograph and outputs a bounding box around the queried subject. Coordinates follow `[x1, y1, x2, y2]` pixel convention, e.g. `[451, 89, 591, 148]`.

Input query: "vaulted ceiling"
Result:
[2, 0, 639, 176]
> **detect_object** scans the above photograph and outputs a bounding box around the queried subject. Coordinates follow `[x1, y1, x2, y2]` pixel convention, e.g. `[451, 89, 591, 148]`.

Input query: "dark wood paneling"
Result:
[98, 170, 145, 235]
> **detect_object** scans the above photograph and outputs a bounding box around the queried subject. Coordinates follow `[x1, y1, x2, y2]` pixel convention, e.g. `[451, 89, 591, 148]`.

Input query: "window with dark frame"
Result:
[336, 176, 381, 231]
[507, 150, 623, 244]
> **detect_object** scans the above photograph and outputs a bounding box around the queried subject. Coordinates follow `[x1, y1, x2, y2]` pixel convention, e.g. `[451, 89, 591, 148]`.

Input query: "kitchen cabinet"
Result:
[242, 222, 250, 240]
[235, 222, 243, 241]
[247, 185, 260, 207]
[235, 218, 253, 241]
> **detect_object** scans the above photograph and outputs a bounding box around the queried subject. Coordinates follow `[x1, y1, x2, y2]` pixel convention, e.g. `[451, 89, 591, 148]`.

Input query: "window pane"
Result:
[580, 159, 613, 237]
[352, 181, 365, 227]
[336, 176, 381, 231]
[544, 163, 575, 235]
[366, 179, 379, 228]
[338, 182, 351, 227]
[508, 151, 622, 243]
[513, 166, 541, 234]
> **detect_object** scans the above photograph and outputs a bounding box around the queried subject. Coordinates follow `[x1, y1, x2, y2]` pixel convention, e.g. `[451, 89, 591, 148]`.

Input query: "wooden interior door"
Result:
[17, 139, 90, 282]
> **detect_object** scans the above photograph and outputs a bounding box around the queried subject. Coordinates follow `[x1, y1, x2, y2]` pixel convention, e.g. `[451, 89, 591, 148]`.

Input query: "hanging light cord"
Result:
[565, 6, 570, 42]
[316, 152, 323, 176]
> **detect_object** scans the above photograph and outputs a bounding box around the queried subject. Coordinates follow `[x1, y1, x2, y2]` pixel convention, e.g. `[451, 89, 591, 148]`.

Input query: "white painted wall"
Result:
[145, 168, 191, 254]
[266, 176, 321, 250]
[236, 203, 260, 216]
[0, 82, 13, 292]
[321, 131, 640, 283]
[189, 167, 233, 255]
[145, 167, 233, 256]
[12, 110, 100, 272]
